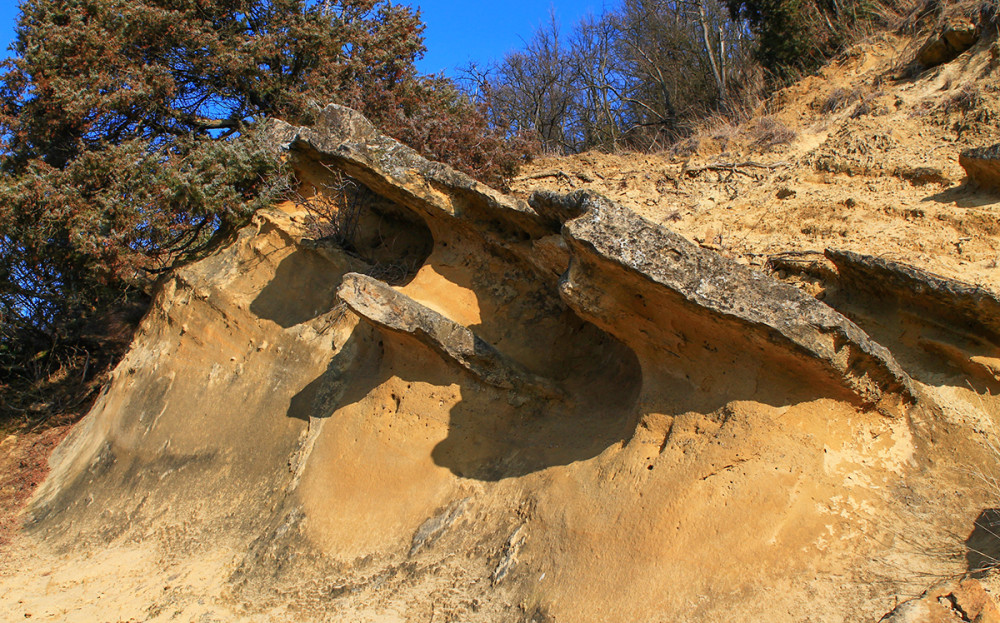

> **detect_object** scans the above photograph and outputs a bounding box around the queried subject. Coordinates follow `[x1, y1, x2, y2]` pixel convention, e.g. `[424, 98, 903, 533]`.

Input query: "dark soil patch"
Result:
[0, 424, 74, 547]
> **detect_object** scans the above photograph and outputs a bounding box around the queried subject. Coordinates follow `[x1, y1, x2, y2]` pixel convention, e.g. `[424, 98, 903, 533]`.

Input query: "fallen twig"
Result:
[684, 161, 791, 177]
[521, 170, 574, 182]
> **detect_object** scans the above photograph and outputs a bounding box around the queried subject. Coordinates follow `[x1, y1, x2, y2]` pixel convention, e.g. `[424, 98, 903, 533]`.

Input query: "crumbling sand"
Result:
[2, 31, 1000, 623]
[511, 35, 1000, 291]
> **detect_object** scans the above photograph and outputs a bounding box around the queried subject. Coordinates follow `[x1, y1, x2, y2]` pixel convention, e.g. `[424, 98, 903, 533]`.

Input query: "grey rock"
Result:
[960, 143, 1000, 193]
[559, 192, 913, 410]
[272, 105, 552, 240]
[826, 248, 1000, 342]
[878, 576, 1000, 622]
[409, 498, 469, 557]
[528, 189, 589, 225]
[337, 272, 562, 399]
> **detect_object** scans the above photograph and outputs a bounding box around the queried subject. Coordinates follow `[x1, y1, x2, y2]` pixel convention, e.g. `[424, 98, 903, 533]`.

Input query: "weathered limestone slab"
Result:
[960, 143, 1000, 193]
[527, 189, 589, 225]
[826, 248, 1000, 342]
[271, 105, 551, 240]
[273, 105, 914, 410]
[338, 272, 562, 399]
[558, 192, 913, 409]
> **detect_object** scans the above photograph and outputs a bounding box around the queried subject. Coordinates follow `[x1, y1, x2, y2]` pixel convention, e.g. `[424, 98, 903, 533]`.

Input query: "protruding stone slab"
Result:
[528, 189, 589, 226]
[960, 143, 1000, 193]
[826, 248, 1000, 342]
[558, 192, 913, 410]
[271, 105, 551, 240]
[338, 273, 562, 399]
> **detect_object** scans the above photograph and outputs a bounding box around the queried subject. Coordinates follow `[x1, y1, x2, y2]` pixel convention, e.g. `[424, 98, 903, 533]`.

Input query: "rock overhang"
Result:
[275, 104, 915, 414]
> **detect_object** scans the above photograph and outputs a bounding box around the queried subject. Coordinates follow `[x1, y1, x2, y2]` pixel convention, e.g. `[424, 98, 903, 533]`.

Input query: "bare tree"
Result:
[569, 14, 625, 150]
[460, 0, 757, 153]
[461, 13, 577, 153]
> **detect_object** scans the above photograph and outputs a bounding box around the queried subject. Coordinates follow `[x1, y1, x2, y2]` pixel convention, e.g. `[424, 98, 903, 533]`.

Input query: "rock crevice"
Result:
[337, 272, 564, 400]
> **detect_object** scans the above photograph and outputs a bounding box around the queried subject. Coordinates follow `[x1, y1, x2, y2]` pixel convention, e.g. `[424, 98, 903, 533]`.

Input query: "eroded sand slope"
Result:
[3, 30, 1000, 623]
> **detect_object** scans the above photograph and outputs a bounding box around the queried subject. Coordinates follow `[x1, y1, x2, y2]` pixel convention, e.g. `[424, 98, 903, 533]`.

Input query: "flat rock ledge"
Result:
[338, 272, 563, 400]
[827, 249, 1000, 343]
[270, 105, 550, 240]
[558, 191, 914, 410]
[960, 143, 1000, 193]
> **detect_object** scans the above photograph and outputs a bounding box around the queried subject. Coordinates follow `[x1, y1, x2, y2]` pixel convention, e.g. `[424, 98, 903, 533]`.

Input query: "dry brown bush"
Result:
[942, 83, 986, 113]
[747, 116, 798, 150]
[821, 87, 865, 114]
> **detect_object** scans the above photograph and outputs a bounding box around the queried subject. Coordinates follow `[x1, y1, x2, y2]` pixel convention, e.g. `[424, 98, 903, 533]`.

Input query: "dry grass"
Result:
[747, 116, 798, 151]
[820, 87, 865, 114]
[666, 111, 799, 158]
[890, 0, 999, 75]
[942, 82, 985, 113]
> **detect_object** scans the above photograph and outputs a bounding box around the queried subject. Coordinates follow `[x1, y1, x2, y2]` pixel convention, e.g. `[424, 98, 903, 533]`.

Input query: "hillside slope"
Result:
[514, 33, 1000, 290]
[2, 26, 1000, 623]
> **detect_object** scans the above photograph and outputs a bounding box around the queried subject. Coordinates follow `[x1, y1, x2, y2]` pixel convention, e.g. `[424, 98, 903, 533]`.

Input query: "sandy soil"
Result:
[2, 30, 1000, 623]
[511, 34, 1000, 291]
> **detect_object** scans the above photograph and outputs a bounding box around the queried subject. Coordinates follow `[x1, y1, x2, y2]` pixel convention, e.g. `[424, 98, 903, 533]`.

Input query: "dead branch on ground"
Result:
[684, 161, 791, 178]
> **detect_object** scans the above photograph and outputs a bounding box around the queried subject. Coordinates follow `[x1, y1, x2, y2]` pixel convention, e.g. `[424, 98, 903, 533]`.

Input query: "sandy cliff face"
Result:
[4, 31, 1000, 623]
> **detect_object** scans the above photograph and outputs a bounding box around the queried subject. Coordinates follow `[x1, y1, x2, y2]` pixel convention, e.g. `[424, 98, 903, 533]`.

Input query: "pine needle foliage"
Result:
[0, 0, 531, 422]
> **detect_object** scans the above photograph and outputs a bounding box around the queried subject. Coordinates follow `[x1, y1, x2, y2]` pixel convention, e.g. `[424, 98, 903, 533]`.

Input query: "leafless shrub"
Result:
[285, 166, 366, 249]
[286, 166, 433, 286]
[821, 87, 864, 114]
[365, 259, 424, 285]
[850, 90, 887, 118]
[747, 116, 798, 150]
[942, 83, 984, 113]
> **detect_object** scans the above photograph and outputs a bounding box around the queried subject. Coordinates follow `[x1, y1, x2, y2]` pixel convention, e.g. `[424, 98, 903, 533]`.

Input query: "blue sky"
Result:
[410, 1, 605, 75]
[0, 1, 607, 76]
[0, 3, 15, 57]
